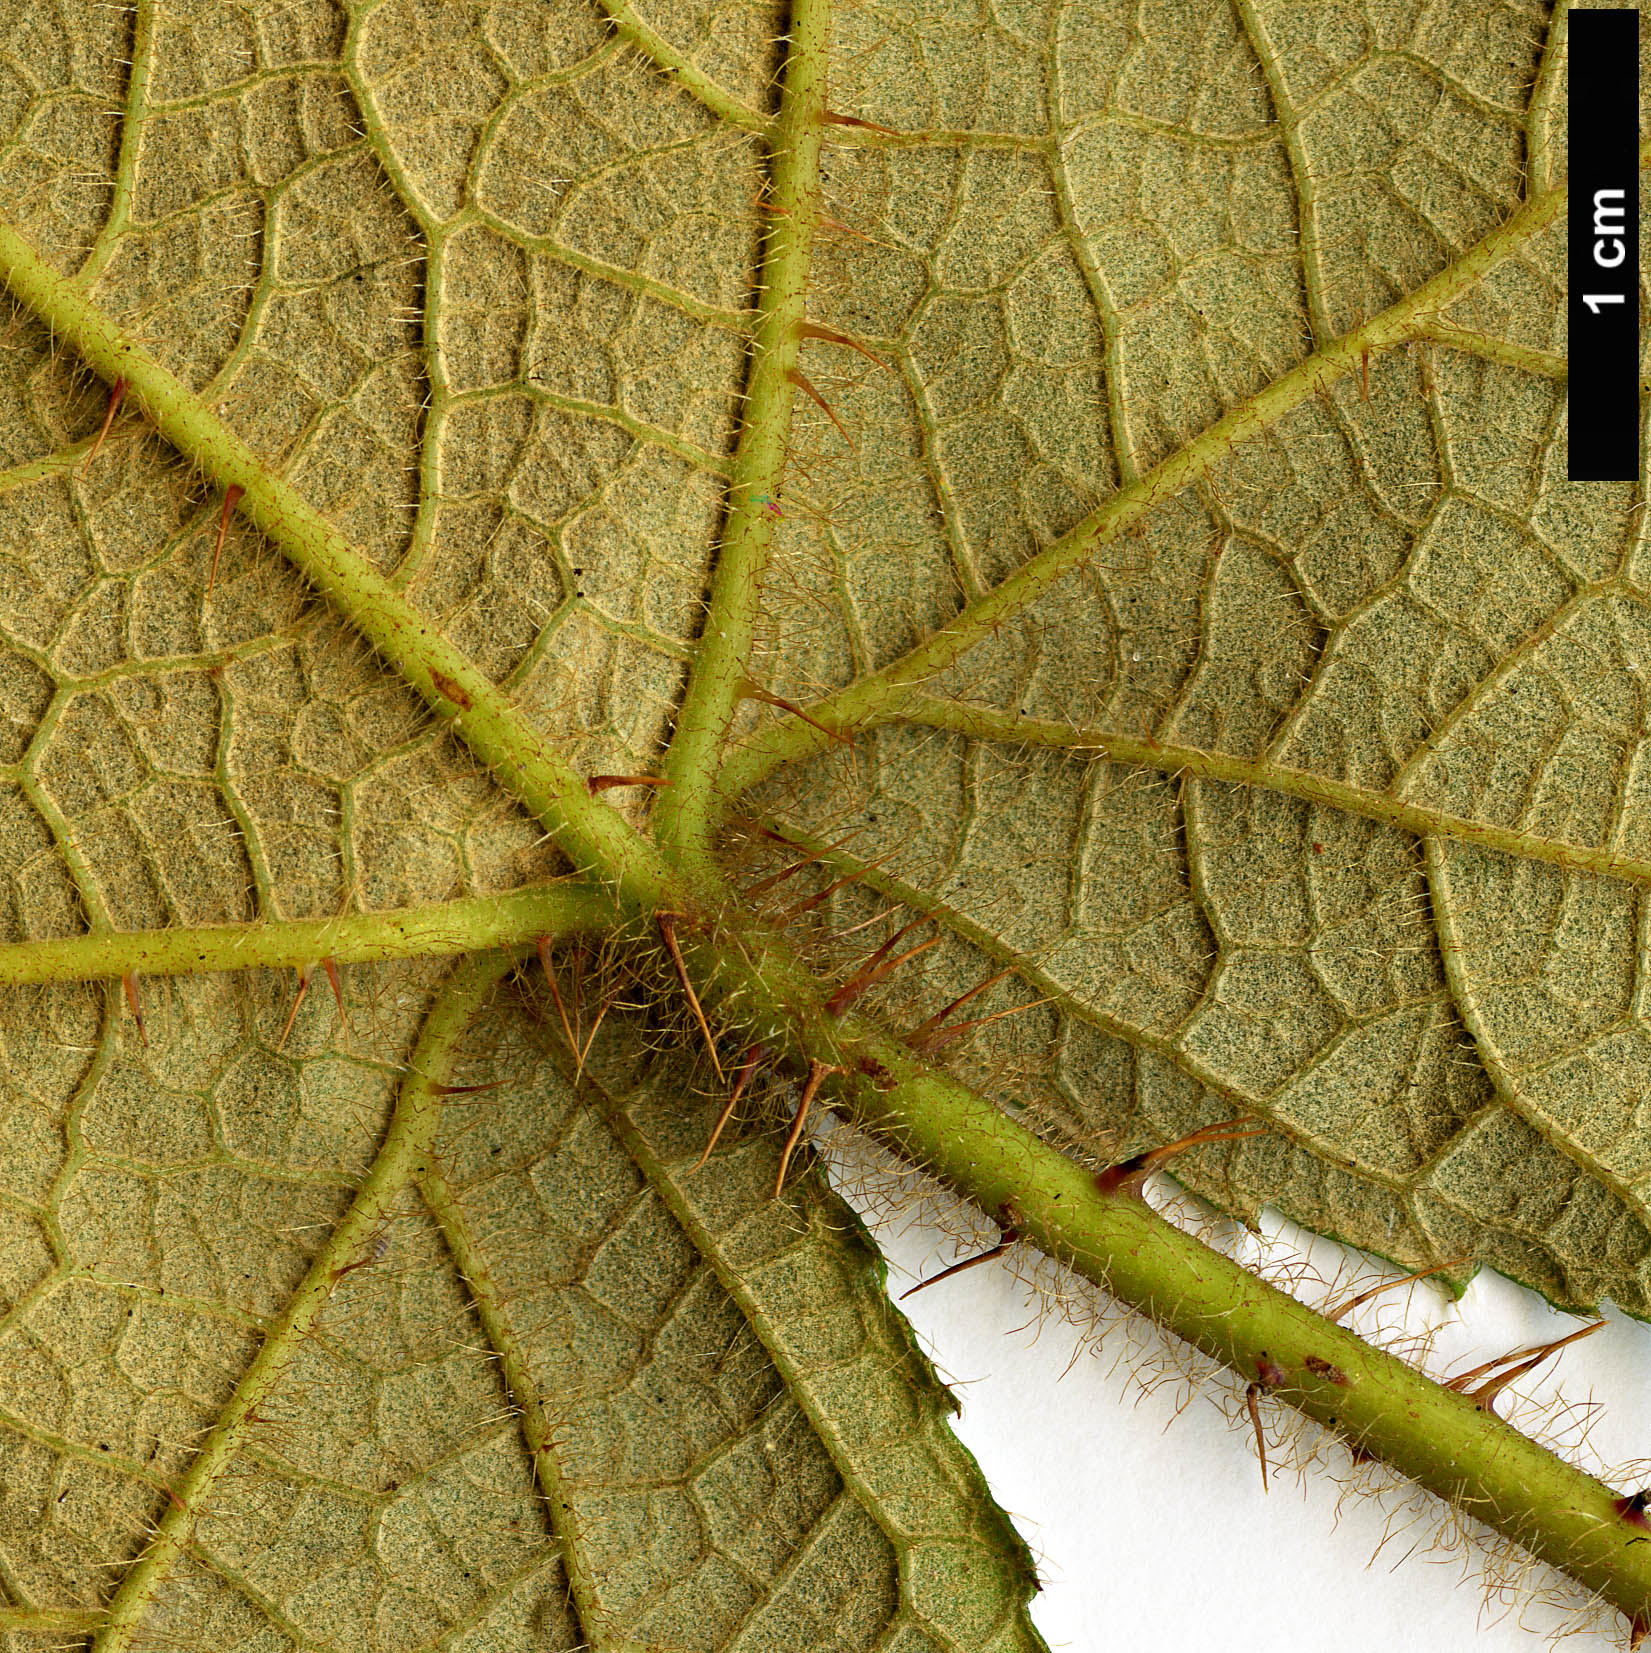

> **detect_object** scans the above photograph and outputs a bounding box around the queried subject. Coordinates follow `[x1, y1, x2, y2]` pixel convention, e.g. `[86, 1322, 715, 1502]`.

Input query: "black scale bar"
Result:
[1568, 8, 1641, 482]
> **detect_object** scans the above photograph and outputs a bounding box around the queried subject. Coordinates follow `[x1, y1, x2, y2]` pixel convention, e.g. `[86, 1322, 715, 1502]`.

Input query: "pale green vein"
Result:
[654, 0, 830, 871]
[0, 1265, 70, 1350]
[339, 24, 441, 237]
[814, 126, 1052, 151]
[850, 696, 1651, 889]
[417, 1141, 625, 1652]
[0, 880, 615, 985]
[466, 206, 757, 333]
[593, 1075, 1042, 1653]
[84, 1275, 272, 1335]
[1059, 109, 1276, 152]
[518, 382, 734, 477]
[715, 179, 1571, 806]
[88, 953, 503, 1653]
[33, 996, 119, 1273]
[1527, 2, 1568, 197]
[211, 661, 281, 913]
[1048, 54, 1133, 486]
[1426, 836, 1651, 1228]
[18, 689, 115, 936]
[0, 1607, 106, 1633]
[592, 0, 771, 134]
[0, 219, 684, 915]
[1232, 0, 1332, 345]
[183, 1550, 330, 1653]
[1386, 579, 1603, 798]
[147, 59, 350, 118]
[0, 1405, 185, 1513]
[390, 1553, 575, 1653]
[75, 0, 157, 291]
[1411, 320, 1566, 378]
[0, 431, 141, 495]
[388, 227, 452, 592]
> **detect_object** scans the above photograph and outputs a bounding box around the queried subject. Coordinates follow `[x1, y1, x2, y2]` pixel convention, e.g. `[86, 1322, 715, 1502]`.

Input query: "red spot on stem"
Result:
[429, 670, 472, 711]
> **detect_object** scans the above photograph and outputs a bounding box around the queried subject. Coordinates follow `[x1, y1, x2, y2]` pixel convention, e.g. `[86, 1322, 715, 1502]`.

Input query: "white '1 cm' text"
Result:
[1582, 187, 1627, 313]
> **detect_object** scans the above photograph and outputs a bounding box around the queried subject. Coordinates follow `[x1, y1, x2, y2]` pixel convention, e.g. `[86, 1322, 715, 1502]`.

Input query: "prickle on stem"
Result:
[537, 935, 579, 1059]
[821, 109, 900, 134]
[1321, 1256, 1467, 1324]
[586, 774, 669, 794]
[774, 851, 898, 925]
[658, 913, 724, 1083]
[688, 1043, 770, 1175]
[1242, 1352, 1288, 1493]
[825, 917, 939, 1016]
[1441, 1319, 1604, 1416]
[907, 990, 1055, 1055]
[83, 376, 127, 470]
[321, 955, 345, 1020]
[738, 679, 853, 748]
[901, 1203, 1021, 1300]
[739, 825, 866, 899]
[278, 957, 346, 1051]
[798, 321, 893, 373]
[329, 1227, 393, 1289]
[906, 968, 1013, 1053]
[774, 1059, 837, 1198]
[278, 962, 315, 1051]
[207, 484, 244, 590]
[1245, 1382, 1270, 1493]
[786, 367, 855, 450]
[1094, 1119, 1269, 1198]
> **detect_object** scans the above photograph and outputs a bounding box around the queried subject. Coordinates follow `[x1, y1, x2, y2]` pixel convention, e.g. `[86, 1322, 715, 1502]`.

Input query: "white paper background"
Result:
[818, 1123, 1651, 1653]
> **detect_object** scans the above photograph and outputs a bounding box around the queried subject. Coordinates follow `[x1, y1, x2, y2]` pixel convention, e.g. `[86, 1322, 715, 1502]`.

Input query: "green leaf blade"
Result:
[0, 0, 1647, 1644]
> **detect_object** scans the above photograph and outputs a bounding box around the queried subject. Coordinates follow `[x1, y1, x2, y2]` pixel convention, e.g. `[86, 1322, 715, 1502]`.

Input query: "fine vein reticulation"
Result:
[0, 2, 1644, 1650]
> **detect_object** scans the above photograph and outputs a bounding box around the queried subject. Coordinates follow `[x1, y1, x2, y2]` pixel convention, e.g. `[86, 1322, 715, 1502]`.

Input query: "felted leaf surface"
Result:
[0, 952, 1041, 1650]
[0, 0, 1053, 1644]
[729, 6, 1648, 1318]
[0, 0, 1630, 1645]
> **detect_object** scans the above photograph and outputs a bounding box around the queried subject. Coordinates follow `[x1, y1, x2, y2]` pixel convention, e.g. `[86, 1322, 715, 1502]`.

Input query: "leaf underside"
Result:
[0, 0, 1634, 1646]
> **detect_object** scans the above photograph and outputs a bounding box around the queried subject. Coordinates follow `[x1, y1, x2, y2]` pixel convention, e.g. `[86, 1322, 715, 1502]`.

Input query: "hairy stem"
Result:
[657, 909, 1651, 1633]
[0, 221, 683, 917]
[836, 1036, 1651, 1629]
[0, 881, 618, 986]
[655, 0, 830, 873]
